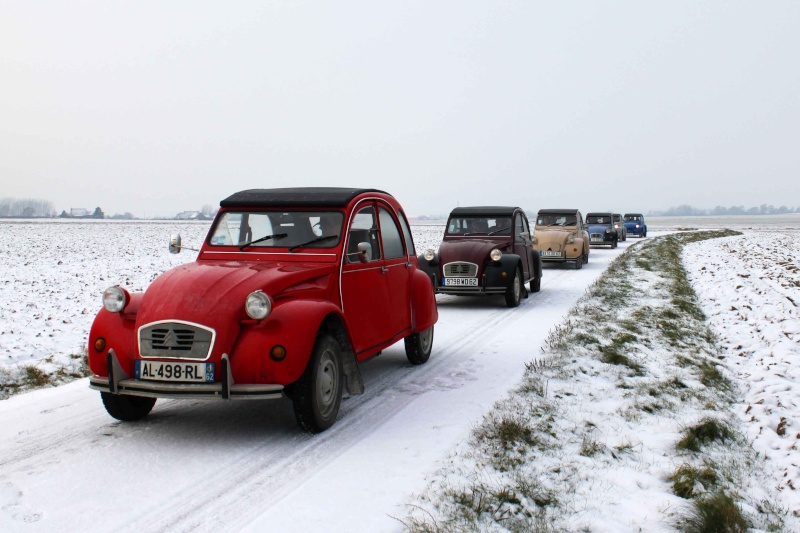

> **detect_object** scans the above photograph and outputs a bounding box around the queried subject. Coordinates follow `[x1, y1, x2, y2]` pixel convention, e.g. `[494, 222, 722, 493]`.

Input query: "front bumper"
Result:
[89, 350, 284, 400]
[429, 274, 507, 296]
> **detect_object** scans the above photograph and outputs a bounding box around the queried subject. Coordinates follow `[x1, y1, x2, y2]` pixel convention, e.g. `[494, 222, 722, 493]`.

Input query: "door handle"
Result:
[381, 266, 388, 274]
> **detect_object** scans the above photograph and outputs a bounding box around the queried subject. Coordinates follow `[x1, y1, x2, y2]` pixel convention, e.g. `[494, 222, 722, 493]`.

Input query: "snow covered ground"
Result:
[0, 220, 797, 531]
[685, 230, 800, 519]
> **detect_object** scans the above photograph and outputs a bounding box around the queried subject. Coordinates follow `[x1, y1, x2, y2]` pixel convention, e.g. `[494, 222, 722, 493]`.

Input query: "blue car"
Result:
[623, 213, 647, 238]
[585, 212, 618, 248]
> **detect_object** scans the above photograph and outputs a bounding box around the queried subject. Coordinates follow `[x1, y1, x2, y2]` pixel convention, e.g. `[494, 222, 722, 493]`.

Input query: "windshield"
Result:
[624, 215, 642, 221]
[446, 216, 511, 235]
[536, 214, 577, 226]
[586, 215, 611, 225]
[209, 210, 344, 249]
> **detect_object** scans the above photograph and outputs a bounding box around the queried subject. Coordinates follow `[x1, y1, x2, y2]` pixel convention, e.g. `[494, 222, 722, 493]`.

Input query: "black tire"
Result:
[584, 251, 589, 264]
[405, 325, 434, 365]
[292, 334, 344, 433]
[529, 275, 541, 293]
[575, 255, 583, 269]
[612, 238, 618, 249]
[101, 392, 156, 421]
[505, 268, 522, 307]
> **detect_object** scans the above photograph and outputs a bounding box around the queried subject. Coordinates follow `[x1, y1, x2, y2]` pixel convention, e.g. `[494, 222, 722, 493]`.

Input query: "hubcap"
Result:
[315, 349, 339, 418]
[419, 327, 433, 353]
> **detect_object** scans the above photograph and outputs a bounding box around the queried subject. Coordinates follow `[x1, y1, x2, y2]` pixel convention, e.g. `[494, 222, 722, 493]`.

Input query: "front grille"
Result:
[590, 233, 603, 239]
[139, 321, 215, 360]
[443, 262, 478, 277]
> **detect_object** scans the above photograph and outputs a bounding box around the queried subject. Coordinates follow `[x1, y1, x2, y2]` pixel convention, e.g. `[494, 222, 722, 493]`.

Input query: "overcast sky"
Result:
[2, 1, 798, 218]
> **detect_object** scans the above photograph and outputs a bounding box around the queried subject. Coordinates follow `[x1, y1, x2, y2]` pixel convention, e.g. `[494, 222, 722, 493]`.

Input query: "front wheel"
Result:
[405, 326, 434, 365]
[505, 268, 522, 307]
[292, 334, 344, 433]
[530, 275, 541, 293]
[574, 255, 583, 270]
[101, 392, 156, 421]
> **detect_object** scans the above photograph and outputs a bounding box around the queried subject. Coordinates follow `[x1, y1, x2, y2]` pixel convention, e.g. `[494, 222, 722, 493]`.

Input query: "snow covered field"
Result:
[0, 219, 798, 531]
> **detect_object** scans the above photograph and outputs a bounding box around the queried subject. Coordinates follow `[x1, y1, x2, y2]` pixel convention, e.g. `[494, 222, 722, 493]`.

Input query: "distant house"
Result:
[175, 211, 208, 220]
[70, 208, 89, 217]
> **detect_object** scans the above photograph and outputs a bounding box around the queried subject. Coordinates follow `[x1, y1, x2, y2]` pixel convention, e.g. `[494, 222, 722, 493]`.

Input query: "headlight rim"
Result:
[423, 249, 435, 261]
[102, 286, 128, 313]
[245, 290, 272, 320]
[490, 248, 502, 262]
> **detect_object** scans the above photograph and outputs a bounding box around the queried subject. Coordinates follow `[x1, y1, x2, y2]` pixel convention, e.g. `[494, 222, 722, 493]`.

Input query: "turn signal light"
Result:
[94, 337, 106, 352]
[270, 345, 287, 361]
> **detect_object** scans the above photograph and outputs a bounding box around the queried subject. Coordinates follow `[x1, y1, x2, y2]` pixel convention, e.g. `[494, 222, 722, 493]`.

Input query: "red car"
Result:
[88, 188, 438, 433]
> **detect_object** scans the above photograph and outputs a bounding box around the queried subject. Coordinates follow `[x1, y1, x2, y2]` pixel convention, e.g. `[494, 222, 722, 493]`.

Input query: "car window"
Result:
[347, 206, 381, 263]
[447, 216, 511, 235]
[379, 207, 405, 259]
[586, 215, 610, 224]
[537, 214, 576, 226]
[397, 210, 415, 256]
[514, 214, 525, 238]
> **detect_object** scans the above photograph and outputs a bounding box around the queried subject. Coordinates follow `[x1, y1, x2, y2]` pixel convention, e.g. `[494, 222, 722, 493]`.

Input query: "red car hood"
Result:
[438, 239, 508, 268]
[137, 260, 336, 327]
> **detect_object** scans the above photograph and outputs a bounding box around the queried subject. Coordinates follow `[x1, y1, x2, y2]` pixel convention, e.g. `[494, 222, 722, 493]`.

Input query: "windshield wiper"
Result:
[238, 233, 288, 251]
[289, 234, 338, 252]
[488, 226, 511, 235]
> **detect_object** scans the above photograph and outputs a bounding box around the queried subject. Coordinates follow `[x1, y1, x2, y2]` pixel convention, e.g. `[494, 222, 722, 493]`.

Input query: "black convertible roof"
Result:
[220, 187, 390, 208]
[448, 206, 519, 217]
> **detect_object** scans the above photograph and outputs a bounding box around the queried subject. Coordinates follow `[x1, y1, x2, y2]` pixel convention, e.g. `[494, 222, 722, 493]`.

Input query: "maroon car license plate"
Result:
[443, 277, 478, 287]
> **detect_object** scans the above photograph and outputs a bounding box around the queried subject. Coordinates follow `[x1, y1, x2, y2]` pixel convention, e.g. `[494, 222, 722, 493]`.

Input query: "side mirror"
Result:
[519, 231, 530, 240]
[357, 242, 372, 264]
[169, 234, 182, 254]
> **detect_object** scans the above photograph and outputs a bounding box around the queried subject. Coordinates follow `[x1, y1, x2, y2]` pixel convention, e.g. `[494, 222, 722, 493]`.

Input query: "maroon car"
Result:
[417, 206, 542, 307]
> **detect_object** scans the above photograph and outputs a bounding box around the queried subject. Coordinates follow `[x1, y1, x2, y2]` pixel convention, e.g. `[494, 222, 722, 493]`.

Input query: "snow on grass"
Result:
[684, 230, 800, 522]
[402, 230, 788, 532]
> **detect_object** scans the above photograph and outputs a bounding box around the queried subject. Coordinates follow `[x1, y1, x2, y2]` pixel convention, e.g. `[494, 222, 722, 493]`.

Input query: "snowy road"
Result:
[0, 240, 635, 533]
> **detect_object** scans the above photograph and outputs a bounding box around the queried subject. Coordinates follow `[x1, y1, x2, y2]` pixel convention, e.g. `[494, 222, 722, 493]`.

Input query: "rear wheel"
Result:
[292, 334, 344, 433]
[405, 326, 434, 365]
[101, 392, 156, 421]
[505, 268, 522, 307]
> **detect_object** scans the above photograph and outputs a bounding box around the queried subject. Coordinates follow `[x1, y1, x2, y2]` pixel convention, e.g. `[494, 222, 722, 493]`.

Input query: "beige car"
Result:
[532, 209, 590, 269]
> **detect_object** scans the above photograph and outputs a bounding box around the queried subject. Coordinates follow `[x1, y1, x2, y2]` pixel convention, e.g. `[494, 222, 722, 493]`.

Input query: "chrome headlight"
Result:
[567, 234, 575, 244]
[423, 249, 435, 261]
[605, 228, 611, 234]
[531, 236, 538, 245]
[490, 249, 502, 261]
[636, 224, 640, 228]
[102, 286, 128, 313]
[245, 290, 272, 320]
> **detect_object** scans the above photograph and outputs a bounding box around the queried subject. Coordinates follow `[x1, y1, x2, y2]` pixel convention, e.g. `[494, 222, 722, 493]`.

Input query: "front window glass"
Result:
[586, 215, 611, 224]
[398, 211, 415, 256]
[624, 215, 642, 221]
[536, 214, 577, 226]
[347, 206, 382, 263]
[446, 216, 511, 235]
[208, 210, 344, 249]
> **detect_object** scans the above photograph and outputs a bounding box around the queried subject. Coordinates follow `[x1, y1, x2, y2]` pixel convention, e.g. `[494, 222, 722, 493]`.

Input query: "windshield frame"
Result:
[207, 209, 345, 250]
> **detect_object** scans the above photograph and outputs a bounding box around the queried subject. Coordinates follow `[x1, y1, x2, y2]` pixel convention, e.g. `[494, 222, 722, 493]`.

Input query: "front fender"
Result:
[410, 267, 438, 332]
[230, 299, 343, 386]
[88, 293, 143, 377]
[485, 255, 521, 287]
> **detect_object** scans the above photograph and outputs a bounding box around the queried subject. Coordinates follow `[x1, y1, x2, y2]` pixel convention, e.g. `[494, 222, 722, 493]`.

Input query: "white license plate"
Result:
[135, 360, 215, 382]
[443, 277, 478, 286]
[541, 251, 561, 257]
[591, 238, 604, 243]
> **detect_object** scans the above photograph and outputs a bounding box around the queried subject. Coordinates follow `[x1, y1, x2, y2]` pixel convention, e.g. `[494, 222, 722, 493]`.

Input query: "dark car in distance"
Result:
[624, 213, 648, 238]
[586, 212, 618, 248]
[417, 206, 542, 308]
